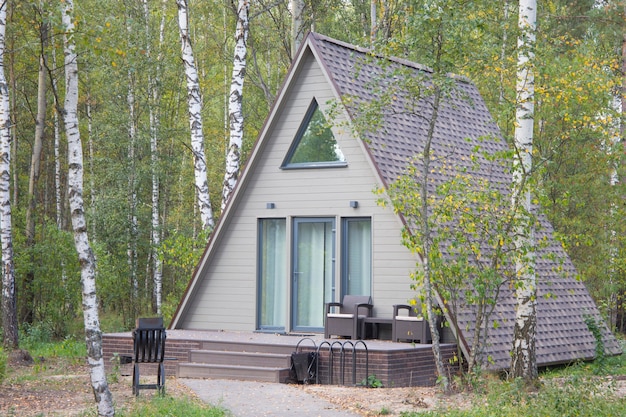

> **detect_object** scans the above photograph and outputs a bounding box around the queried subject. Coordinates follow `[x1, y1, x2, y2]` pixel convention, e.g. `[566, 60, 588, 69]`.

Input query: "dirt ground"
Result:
[301, 384, 471, 416]
[0, 350, 194, 417]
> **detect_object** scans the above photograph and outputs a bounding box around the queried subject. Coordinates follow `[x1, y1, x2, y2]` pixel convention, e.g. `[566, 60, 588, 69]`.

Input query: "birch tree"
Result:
[290, 0, 304, 58]
[143, 0, 165, 314]
[368, 13, 452, 391]
[0, 0, 17, 349]
[61, 0, 115, 414]
[24, 11, 48, 324]
[510, 0, 538, 381]
[176, 0, 214, 231]
[418, 83, 449, 392]
[126, 13, 138, 301]
[222, 0, 249, 210]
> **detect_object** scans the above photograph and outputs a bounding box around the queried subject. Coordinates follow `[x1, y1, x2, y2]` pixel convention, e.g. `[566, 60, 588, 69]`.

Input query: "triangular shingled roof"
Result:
[307, 32, 621, 369]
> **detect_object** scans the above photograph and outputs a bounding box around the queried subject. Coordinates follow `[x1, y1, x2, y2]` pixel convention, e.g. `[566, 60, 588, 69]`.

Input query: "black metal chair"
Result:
[132, 317, 166, 395]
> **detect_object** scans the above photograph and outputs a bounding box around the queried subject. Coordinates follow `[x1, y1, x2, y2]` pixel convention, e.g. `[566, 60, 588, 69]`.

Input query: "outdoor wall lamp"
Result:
[349, 200, 359, 208]
[266, 203, 275, 209]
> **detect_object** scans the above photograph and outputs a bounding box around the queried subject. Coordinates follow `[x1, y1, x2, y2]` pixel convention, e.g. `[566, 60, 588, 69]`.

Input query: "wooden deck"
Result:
[102, 330, 458, 387]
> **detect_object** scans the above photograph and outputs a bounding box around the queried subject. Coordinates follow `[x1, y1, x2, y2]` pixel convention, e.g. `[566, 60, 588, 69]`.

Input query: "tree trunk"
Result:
[86, 93, 95, 240]
[510, 0, 537, 382]
[24, 16, 48, 325]
[0, 0, 18, 349]
[370, 0, 377, 43]
[290, 0, 304, 59]
[7, 3, 16, 208]
[222, 0, 249, 211]
[126, 68, 138, 302]
[176, 0, 214, 231]
[421, 85, 449, 393]
[144, 0, 165, 314]
[61, 1, 115, 414]
[54, 56, 63, 230]
[499, 0, 510, 105]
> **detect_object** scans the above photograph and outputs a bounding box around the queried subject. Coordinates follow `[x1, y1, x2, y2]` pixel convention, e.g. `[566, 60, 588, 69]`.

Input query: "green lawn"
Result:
[402, 341, 626, 417]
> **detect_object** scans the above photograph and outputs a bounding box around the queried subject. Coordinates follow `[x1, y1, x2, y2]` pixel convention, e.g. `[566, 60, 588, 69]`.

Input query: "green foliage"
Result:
[0, 347, 6, 385]
[378, 406, 391, 415]
[2, 0, 624, 349]
[13, 221, 82, 338]
[20, 321, 54, 347]
[402, 374, 626, 417]
[159, 228, 210, 325]
[20, 336, 86, 361]
[360, 374, 384, 388]
[117, 395, 227, 417]
[544, 340, 626, 379]
[583, 314, 607, 369]
[382, 145, 538, 372]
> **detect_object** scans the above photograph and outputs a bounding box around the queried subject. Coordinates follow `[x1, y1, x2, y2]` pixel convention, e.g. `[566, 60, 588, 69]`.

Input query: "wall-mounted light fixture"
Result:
[349, 200, 359, 209]
[266, 203, 276, 209]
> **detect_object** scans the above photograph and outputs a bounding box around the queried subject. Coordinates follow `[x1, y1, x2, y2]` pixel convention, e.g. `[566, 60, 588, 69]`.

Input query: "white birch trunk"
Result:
[53, 46, 62, 229]
[144, 0, 164, 314]
[370, 0, 377, 43]
[290, 0, 304, 58]
[127, 68, 138, 299]
[0, 0, 17, 349]
[87, 94, 95, 240]
[62, 1, 114, 414]
[222, 0, 249, 211]
[176, 0, 214, 231]
[510, 0, 537, 381]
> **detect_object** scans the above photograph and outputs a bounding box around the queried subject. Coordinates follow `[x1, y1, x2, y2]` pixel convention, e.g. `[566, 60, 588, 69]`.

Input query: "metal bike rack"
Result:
[316, 339, 368, 386]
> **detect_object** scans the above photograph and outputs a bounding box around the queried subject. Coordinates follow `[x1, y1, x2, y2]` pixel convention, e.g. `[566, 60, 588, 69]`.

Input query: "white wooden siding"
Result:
[178, 49, 419, 330]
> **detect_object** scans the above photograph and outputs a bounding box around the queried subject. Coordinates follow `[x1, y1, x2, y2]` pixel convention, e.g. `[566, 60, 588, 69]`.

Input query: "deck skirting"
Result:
[102, 330, 458, 388]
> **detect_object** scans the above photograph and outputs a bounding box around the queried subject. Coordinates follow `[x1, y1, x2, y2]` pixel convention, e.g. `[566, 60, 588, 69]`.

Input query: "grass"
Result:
[8, 334, 626, 417]
[105, 396, 228, 417]
[400, 341, 626, 417]
[5, 335, 229, 417]
[402, 377, 626, 417]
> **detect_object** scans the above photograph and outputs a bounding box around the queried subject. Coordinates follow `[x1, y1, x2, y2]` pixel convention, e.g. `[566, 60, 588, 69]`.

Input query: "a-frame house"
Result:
[171, 32, 620, 371]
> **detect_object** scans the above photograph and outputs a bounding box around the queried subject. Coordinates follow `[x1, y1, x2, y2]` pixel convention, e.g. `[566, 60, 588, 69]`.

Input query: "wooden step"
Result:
[189, 350, 292, 368]
[177, 362, 291, 383]
[199, 340, 300, 355]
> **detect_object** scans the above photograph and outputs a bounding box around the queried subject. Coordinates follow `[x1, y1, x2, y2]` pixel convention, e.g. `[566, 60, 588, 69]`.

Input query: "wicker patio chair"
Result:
[324, 295, 373, 339]
[392, 304, 432, 343]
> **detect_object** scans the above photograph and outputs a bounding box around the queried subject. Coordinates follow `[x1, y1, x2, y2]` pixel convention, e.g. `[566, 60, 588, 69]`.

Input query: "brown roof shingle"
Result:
[308, 32, 621, 370]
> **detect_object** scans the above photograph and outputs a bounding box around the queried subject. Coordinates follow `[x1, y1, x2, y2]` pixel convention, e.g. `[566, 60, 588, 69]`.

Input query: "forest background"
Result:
[0, 0, 625, 344]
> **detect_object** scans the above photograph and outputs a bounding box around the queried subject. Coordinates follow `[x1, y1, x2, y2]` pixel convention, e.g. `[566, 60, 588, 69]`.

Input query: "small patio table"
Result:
[363, 317, 393, 339]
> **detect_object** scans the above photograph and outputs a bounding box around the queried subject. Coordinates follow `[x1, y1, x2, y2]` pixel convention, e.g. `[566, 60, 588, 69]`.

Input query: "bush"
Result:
[0, 347, 6, 385]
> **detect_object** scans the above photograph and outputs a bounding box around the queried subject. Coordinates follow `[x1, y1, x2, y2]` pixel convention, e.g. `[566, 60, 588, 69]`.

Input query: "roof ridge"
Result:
[308, 31, 471, 83]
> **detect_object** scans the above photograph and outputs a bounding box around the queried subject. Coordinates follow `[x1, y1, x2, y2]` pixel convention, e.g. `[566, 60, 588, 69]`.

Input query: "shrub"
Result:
[0, 347, 7, 385]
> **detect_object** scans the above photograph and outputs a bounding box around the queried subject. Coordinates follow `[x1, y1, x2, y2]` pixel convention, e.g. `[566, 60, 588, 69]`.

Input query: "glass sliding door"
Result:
[292, 218, 335, 332]
[258, 219, 287, 331]
[342, 218, 372, 296]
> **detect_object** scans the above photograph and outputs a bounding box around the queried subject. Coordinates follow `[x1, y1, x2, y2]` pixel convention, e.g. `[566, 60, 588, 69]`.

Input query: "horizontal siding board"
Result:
[177, 45, 421, 333]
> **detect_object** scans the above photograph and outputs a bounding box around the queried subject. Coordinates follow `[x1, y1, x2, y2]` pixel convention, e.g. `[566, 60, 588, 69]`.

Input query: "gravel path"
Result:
[181, 379, 361, 417]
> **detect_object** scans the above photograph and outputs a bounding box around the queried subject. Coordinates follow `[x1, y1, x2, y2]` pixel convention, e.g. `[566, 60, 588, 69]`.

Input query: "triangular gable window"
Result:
[281, 99, 347, 169]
